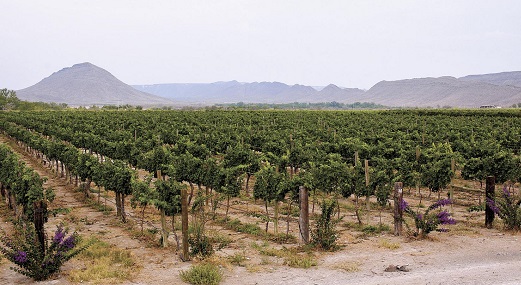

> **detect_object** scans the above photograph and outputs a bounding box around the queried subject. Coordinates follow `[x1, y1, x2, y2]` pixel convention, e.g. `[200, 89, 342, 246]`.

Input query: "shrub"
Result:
[401, 199, 455, 237]
[180, 263, 223, 285]
[487, 186, 521, 230]
[311, 199, 338, 250]
[0, 222, 92, 281]
[188, 223, 213, 258]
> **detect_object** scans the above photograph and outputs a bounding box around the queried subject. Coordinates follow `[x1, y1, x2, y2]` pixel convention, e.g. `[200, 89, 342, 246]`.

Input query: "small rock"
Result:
[385, 264, 410, 272]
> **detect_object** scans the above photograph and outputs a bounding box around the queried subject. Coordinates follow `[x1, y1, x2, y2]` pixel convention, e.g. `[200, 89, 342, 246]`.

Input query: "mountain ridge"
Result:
[16, 62, 175, 107]
[14, 62, 521, 108]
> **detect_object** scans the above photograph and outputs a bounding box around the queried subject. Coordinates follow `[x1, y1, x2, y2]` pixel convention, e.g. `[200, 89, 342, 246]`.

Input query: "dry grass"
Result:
[67, 238, 140, 284]
[332, 261, 362, 272]
[251, 242, 317, 268]
[378, 238, 401, 250]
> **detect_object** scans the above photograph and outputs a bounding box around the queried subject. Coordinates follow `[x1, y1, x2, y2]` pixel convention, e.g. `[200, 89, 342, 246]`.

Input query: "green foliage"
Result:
[308, 154, 353, 198]
[253, 164, 286, 203]
[189, 191, 214, 258]
[179, 263, 223, 285]
[0, 143, 51, 221]
[0, 223, 92, 281]
[221, 218, 263, 236]
[188, 223, 214, 258]
[420, 143, 456, 193]
[0, 89, 20, 110]
[462, 143, 519, 184]
[361, 224, 391, 235]
[130, 175, 154, 210]
[311, 199, 338, 250]
[153, 178, 182, 216]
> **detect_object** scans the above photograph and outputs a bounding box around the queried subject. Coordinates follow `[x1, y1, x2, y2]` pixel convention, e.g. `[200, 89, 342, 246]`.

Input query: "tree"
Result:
[0, 89, 20, 110]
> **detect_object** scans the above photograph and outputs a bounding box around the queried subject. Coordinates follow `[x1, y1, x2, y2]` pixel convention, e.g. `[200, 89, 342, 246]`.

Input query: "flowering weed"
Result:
[401, 199, 455, 237]
[0, 222, 92, 281]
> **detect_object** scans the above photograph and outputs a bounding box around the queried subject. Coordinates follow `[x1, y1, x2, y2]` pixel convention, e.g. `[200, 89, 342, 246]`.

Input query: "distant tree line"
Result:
[215, 101, 387, 110]
[511, 103, 521, 108]
[0, 89, 68, 111]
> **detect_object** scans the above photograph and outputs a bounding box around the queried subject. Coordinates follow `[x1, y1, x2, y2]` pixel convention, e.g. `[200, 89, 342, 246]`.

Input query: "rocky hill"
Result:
[460, 71, 521, 87]
[362, 75, 521, 108]
[16, 63, 175, 107]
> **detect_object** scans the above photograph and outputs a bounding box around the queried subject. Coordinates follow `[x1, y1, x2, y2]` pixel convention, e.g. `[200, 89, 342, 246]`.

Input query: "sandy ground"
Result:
[1, 137, 521, 285]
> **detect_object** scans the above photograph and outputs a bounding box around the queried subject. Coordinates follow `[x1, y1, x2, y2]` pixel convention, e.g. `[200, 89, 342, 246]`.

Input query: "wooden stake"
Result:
[299, 186, 309, 244]
[364, 160, 369, 186]
[365, 159, 370, 224]
[485, 176, 495, 229]
[181, 187, 189, 261]
[157, 170, 168, 248]
[393, 182, 404, 236]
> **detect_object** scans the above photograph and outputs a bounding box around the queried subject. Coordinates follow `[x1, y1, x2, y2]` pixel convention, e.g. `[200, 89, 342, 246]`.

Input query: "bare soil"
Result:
[1, 137, 521, 285]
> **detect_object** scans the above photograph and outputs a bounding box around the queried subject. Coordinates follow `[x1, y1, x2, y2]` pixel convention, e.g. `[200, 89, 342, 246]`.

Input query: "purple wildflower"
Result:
[62, 235, 75, 250]
[53, 228, 65, 244]
[502, 186, 511, 198]
[399, 199, 409, 211]
[437, 210, 456, 225]
[486, 198, 500, 215]
[416, 213, 423, 221]
[429, 199, 452, 210]
[14, 251, 27, 264]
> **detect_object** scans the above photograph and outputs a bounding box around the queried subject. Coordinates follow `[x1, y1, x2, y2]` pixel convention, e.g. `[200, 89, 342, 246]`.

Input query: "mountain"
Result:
[16, 63, 521, 108]
[133, 82, 365, 104]
[16, 63, 175, 107]
[459, 71, 521, 88]
[362, 75, 521, 108]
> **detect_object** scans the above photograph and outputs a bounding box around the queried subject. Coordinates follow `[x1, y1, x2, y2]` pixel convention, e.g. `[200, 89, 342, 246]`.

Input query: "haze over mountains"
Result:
[132, 81, 365, 104]
[15, 62, 521, 108]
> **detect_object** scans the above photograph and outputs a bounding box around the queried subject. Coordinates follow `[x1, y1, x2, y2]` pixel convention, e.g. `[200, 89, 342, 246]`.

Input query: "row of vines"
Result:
[0, 109, 520, 247]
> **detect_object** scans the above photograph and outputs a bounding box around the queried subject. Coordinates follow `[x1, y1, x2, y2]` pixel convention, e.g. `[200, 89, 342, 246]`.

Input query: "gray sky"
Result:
[1, 0, 520, 90]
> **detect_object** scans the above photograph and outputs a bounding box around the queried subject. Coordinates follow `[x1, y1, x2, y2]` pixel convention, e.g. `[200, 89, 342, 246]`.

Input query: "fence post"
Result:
[394, 182, 403, 236]
[181, 187, 189, 261]
[33, 201, 47, 254]
[157, 170, 168, 248]
[299, 186, 309, 244]
[485, 176, 495, 229]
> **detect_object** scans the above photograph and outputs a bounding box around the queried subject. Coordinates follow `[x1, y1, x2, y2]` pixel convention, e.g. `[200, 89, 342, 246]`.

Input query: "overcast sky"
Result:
[1, 0, 520, 90]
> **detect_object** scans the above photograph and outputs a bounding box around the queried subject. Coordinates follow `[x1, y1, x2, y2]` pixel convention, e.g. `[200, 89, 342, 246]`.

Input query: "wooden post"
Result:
[485, 176, 495, 229]
[450, 158, 455, 212]
[181, 187, 189, 261]
[393, 182, 403, 236]
[354, 152, 359, 166]
[157, 170, 168, 248]
[364, 160, 370, 187]
[33, 201, 47, 254]
[365, 159, 370, 224]
[299, 186, 309, 244]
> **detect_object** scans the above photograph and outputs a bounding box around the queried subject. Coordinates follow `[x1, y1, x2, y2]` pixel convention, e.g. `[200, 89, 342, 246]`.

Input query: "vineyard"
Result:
[1, 109, 521, 284]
